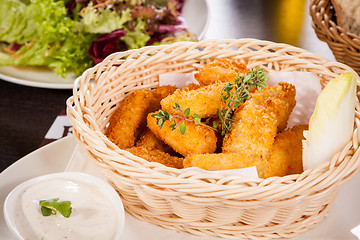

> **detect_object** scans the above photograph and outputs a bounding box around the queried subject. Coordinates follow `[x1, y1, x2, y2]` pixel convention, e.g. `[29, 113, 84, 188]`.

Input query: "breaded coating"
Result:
[107, 86, 177, 149]
[182, 83, 202, 91]
[160, 82, 225, 118]
[222, 104, 278, 163]
[127, 146, 183, 169]
[149, 85, 178, 112]
[184, 152, 269, 178]
[247, 82, 296, 132]
[136, 128, 175, 154]
[147, 112, 217, 156]
[153, 85, 178, 101]
[264, 125, 308, 178]
[194, 59, 249, 86]
[106, 90, 155, 148]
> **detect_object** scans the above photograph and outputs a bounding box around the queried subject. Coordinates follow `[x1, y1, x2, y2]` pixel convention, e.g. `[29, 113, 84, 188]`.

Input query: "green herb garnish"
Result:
[151, 103, 210, 135]
[152, 67, 268, 136]
[39, 198, 72, 218]
[218, 67, 268, 136]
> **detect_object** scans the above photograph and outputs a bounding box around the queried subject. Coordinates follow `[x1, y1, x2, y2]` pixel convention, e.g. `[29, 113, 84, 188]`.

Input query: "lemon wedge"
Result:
[302, 71, 357, 170]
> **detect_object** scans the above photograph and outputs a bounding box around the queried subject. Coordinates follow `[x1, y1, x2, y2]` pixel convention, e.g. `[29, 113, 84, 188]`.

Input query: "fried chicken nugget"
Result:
[136, 128, 175, 155]
[106, 90, 155, 148]
[160, 82, 224, 118]
[194, 59, 249, 86]
[184, 152, 269, 178]
[107, 86, 177, 149]
[264, 124, 308, 178]
[148, 85, 178, 112]
[247, 82, 296, 132]
[222, 104, 278, 162]
[153, 85, 178, 101]
[182, 83, 202, 91]
[127, 146, 183, 169]
[147, 111, 217, 156]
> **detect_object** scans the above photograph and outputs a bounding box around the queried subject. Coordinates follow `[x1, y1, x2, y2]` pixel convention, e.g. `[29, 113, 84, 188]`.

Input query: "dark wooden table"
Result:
[0, 0, 335, 173]
[0, 81, 72, 172]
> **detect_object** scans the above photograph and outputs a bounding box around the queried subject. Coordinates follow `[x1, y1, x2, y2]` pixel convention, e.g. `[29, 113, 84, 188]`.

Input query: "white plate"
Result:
[1, 136, 359, 240]
[0, 0, 209, 89]
[0, 67, 77, 89]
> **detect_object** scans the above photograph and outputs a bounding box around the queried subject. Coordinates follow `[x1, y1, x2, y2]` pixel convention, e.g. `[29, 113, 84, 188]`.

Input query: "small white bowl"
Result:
[4, 172, 125, 240]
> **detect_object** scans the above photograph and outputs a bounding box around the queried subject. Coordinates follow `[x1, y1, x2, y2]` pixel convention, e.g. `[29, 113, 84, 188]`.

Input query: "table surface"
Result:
[0, 0, 335, 173]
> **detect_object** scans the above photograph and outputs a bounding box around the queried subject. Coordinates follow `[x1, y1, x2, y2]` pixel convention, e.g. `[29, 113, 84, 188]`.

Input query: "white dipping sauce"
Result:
[13, 177, 119, 240]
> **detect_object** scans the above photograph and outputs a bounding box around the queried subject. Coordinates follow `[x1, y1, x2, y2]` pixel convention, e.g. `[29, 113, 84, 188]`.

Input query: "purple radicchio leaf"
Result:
[157, 16, 188, 33]
[88, 29, 127, 64]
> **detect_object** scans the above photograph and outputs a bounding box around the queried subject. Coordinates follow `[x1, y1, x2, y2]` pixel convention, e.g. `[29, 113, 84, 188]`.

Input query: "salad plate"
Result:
[0, 0, 209, 89]
[0, 66, 77, 89]
[1, 136, 360, 239]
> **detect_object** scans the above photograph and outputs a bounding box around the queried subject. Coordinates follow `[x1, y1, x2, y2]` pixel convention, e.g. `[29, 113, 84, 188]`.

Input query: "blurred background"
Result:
[202, 0, 335, 61]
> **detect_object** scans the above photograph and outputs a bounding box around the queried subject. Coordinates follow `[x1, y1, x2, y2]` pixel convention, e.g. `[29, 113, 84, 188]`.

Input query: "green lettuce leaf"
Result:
[0, 0, 96, 76]
[120, 18, 150, 49]
[47, 33, 97, 76]
[0, 0, 26, 41]
[80, 5, 132, 34]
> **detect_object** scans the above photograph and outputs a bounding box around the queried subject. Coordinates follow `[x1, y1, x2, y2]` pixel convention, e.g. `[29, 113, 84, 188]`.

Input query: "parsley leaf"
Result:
[39, 198, 72, 218]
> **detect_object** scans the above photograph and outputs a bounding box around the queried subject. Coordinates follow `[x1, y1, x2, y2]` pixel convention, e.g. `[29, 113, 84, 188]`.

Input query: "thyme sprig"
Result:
[151, 103, 213, 135]
[218, 67, 268, 136]
[152, 67, 268, 135]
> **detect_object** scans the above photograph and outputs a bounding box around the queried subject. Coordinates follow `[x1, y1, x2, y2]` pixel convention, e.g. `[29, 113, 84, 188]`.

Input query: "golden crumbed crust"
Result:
[184, 152, 269, 178]
[264, 124, 308, 178]
[147, 111, 217, 156]
[194, 59, 249, 86]
[126, 146, 183, 169]
[247, 82, 296, 132]
[136, 128, 175, 154]
[182, 83, 202, 91]
[160, 82, 225, 118]
[222, 104, 278, 162]
[148, 85, 178, 112]
[106, 90, 155, 149]
[106, 86, 177, 149]
[153, 85, 178, 100]
[222, 83, 296, 160]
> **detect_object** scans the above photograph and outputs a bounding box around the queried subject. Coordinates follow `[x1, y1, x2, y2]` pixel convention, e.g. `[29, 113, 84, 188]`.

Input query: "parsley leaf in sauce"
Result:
[39, 198, 72, 218]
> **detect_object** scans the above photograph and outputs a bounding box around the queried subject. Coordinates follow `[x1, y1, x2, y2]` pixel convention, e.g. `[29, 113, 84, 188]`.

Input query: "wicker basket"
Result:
[66, 39, 360, 239]
[310, 0, 360, 75]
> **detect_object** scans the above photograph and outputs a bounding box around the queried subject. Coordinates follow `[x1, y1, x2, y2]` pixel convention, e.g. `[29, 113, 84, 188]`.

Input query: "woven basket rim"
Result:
[67, 38, 360, 192]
